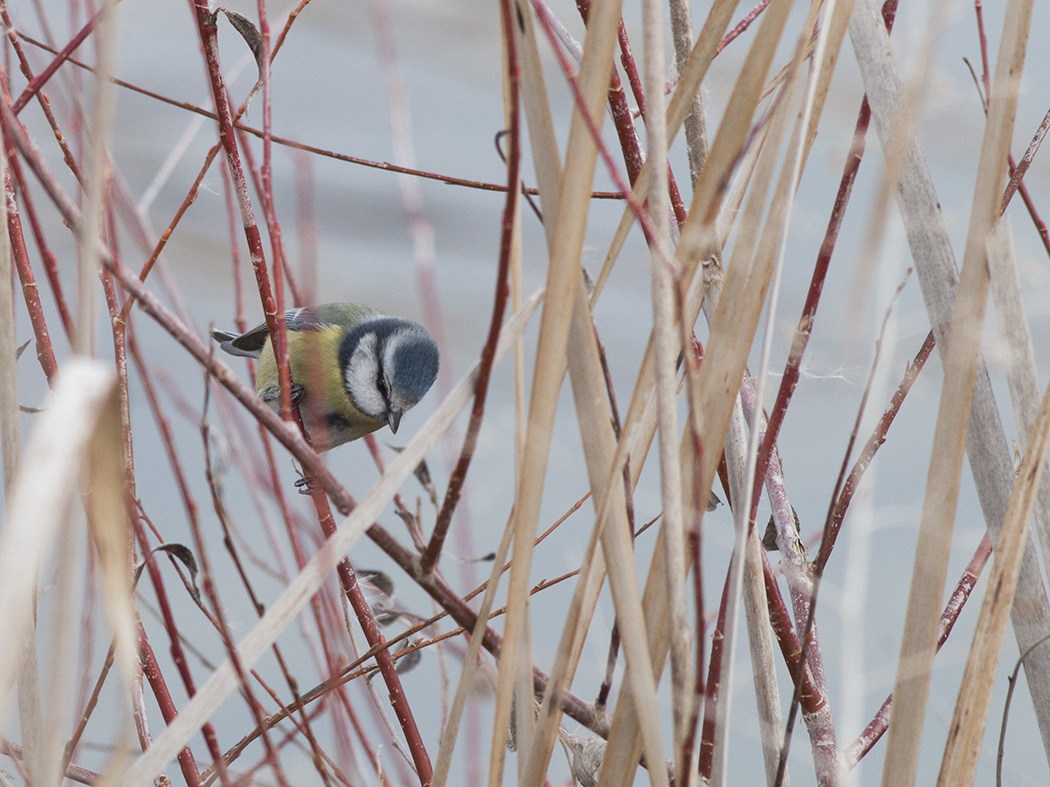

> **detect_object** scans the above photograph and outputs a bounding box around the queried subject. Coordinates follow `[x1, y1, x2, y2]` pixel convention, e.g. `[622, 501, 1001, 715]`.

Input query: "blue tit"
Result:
[213, 303, 439, 451]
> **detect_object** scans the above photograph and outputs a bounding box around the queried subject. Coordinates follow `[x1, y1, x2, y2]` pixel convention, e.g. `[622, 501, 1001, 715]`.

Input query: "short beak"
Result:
[387, 409, 403, 434]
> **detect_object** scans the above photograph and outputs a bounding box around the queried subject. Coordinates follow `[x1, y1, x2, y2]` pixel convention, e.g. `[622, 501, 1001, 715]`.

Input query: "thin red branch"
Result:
[0, 98, 59, 383]
[139, 627, 206, 787]
[419, 0, 521, 575]
[10, 27, 626, 201]
[816, 330, 936, 572]
[844, 533, 993, 766]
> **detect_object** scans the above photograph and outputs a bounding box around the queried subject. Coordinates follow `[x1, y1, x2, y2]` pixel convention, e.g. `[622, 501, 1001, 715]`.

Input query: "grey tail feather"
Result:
[211, 329, 262, 358]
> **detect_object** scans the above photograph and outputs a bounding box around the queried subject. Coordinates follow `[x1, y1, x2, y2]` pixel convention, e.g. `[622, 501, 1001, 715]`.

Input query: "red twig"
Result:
[718, 0, 772, 53]
[419, 0, 521, 575]
[139, 631, 205, 787]
[10, 27, 627, 200]
[132, 489, 233, 784]
[10, 2, 103, 114]
[844, 533, 993, 766]
[529, 0, 661, 247]
[972, 1, 1050, 256]
[0, 82, 59, 383]
[303, 479, 434, 783]
[750, 0, 899, 534]
[187, 1, 294, 422]
[816, 330, 936, 571]
[697, 566, 731, 780]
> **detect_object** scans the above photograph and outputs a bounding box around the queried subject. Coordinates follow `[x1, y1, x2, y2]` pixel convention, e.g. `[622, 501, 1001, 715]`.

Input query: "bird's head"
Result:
[339, 317, 439, 433]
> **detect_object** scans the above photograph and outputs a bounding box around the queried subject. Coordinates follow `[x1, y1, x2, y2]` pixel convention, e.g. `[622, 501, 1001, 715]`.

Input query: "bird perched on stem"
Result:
[213, 302, 439, 451]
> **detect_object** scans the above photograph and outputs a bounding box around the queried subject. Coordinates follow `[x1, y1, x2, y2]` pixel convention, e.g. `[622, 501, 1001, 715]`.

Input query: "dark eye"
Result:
[377, 377, 389, 400]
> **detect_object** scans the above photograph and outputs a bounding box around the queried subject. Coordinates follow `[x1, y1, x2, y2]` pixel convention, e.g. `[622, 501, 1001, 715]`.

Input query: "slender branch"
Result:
[419, 7, 521, 575]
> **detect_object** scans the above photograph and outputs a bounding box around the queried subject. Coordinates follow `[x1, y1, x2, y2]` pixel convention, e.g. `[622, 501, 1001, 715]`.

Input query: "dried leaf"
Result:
[134, 543, 201, 605]
[358, 568, 399, 625]
[218, 9, 262, 64]
[388, 444, 439, 506]
[218, 9, 263, 107]
[394, 642, 422, 675]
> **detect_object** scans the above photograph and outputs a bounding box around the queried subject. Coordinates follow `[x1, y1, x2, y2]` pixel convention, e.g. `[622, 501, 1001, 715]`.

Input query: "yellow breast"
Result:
[255, 324, 384, 447]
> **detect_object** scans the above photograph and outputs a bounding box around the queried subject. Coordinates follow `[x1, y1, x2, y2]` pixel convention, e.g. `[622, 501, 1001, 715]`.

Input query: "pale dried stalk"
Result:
[937, 377, 1050, 785]
[599, 2, 799, 780]
[509, 2, 671, 781]
[0, 360, 135, 786]
[431, 513, 516, 787]
[0, 362, 117, 728]
[986, 220, 1050, 598]
[485, 0, 631, 777]
[75, 0, 118, 355]
[590, 0, 741, 305]
[0, 110, 43, 786]
[667, 0, 707, 185]
[850, 3, 1050, 764]
[867, 0, 1035, 781]
[689, 6, 821, 783]
[83, 364, 139, 783]
[642, 0, 692, 769]
[724, 399, 788, 787]
[716, 1, 853, 782]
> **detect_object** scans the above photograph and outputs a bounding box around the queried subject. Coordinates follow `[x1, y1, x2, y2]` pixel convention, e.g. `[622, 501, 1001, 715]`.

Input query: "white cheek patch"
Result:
[381, 331, 411, 410]
[345, 333, 385, 420]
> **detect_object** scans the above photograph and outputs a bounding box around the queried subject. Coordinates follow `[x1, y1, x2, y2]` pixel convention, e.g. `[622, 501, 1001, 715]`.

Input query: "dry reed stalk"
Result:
[511, 3, 672, 783]
[937, 336, 1050, 786]
[491, 0, 679, 785]
[677, 4, 806, 777]
[713, 4, 855, 784]
[594, 0, 798, 770]
[484, 0, 625, 771]
[591, 0, 741, 304]
[0, 102, 43, 786]
[0, 362, 135, 770]
[873, 0, 1035, 781]
[987, 216, 1050, 587]
[641, 0, 692, 771]
[4, 0, 1049, 783]
[851, 0, 1050, 761]
[726, 401, 788, 787]
[430, 512, 516, 787]
[73, 0, 117, 357]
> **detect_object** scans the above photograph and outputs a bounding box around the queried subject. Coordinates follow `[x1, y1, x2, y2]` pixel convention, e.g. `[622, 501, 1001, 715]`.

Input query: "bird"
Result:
[213, 303, 439, 451]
